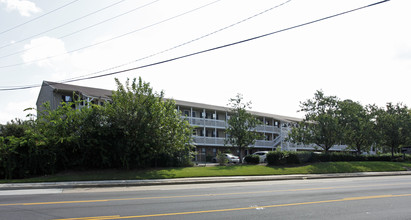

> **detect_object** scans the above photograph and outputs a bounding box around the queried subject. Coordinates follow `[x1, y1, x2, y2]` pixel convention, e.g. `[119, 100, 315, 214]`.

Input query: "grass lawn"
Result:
[1, 161, 411, 183]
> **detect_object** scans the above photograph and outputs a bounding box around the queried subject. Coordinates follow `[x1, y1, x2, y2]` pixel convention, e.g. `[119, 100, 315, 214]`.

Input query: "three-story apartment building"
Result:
[36, 81, 349, 162]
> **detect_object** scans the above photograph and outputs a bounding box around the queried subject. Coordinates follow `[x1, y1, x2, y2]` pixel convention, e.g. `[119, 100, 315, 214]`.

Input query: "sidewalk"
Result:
[2, 171, 411, 190]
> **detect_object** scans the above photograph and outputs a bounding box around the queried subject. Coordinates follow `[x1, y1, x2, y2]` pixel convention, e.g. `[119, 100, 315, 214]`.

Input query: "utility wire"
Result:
[0, 0, 128, 52]
[0, 0, 160, 60]
[0, 0, 390, 91]
[0, 0, 81, 36]
[59, 0, 292, 84]
[2, 0, 291, 88]
[0, 0, 221, 69]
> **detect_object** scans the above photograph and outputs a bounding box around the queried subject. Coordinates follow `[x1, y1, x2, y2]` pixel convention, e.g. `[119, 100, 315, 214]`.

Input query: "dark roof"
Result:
[44, 81, 113, 100]
[42, 81, 302, 122]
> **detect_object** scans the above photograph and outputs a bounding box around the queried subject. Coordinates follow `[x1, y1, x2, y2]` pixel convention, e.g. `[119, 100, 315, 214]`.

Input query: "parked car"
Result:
[247, 151, 269, 163]
[212, 153, 240, 163]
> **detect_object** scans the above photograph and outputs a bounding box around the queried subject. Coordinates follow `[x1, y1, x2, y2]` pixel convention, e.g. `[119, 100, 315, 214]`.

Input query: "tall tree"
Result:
[225, 94, 262, 163]
[0, 118, 27, 138]
[106, 77, 194, 168]
[288, 90, 342, 153]
[374, 103, 411, 157]
[337, 100, 376, 154]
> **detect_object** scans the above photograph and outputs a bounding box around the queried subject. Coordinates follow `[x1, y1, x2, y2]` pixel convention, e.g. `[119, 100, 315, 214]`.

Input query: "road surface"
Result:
[1, 175, 411, 219]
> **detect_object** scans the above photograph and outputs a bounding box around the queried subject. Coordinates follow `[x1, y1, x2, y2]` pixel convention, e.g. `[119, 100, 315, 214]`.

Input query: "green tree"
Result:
[288, 90, 342, 153]
[373, 103, 411, 157]
[337, 100, 376, 154]
[225, 94, 262, 163]
[105, 77, 193, 168]
[34, 100, 94, 170]
[0, 118, 27, 138]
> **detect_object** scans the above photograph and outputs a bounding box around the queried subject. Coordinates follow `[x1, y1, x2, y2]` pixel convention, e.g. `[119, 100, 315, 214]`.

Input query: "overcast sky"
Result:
[0, 0, 410, 124]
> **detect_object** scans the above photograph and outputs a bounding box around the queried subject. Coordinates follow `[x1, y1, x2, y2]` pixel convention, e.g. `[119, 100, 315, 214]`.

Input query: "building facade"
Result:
[36, 81, 349, 162]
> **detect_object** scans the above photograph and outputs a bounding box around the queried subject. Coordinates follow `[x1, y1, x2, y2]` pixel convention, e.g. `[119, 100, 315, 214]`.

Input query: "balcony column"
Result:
[213, 111, 217, 126]
[190, 107, 193, 124]
[203, 109, 206, 139]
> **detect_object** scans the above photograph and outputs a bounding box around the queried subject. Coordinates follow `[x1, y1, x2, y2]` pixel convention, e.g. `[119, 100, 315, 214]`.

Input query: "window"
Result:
[63, 95, 73, 102]
[184, 110, 189, 116]
[192, 111, 196, 117]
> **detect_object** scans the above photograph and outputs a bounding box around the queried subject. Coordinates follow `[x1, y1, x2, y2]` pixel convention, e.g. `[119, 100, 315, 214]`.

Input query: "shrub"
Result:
[365, 154, 386, 161]
[296, 152, 313, 163]
[216, 152, 228, 165]
[284, 151, 300, 164]
[267, 151, 285, 165]
[244, 155, 260, 164]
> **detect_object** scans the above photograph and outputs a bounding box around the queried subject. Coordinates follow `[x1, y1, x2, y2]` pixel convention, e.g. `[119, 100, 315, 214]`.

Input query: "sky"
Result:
[0, 0, 410, 124]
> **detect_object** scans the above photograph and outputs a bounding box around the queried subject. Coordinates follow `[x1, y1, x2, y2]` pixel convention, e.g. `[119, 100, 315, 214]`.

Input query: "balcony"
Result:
[256, 125, 281, 133]
[193, 136, 226, 146]
[185, 117, 226, 128]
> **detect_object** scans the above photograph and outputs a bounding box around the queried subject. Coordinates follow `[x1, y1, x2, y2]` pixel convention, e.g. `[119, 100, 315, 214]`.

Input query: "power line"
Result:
[0, 0, 128, 52]
[0, 0, 390, 91]
[1, 0, 292, 88]
[0, 0, 221, 69]
[59, 0, 292, 84]
[0, 0, 160, 60]
[0, 0, 81, 36]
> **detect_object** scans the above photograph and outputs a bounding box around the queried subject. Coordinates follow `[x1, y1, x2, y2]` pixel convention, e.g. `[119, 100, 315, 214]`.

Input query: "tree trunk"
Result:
[238, 146, 244, 163]
[391, 146, 395, 158]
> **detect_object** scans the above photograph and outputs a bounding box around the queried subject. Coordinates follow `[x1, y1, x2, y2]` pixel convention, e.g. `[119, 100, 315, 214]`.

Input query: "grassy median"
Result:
[1, 161, 411, 183]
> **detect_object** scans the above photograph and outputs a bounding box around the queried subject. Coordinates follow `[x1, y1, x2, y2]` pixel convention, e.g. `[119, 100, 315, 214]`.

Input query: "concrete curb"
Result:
[2, 171, 411, 190]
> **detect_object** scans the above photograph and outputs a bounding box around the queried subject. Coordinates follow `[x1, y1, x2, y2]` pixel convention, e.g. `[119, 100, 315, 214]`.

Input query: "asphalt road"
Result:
[1, 175, 411, 219]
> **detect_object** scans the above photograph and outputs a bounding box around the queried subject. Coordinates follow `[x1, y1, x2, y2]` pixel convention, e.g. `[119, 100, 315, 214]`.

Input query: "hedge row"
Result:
[244, 155, 260, 164]
[266, 151, 411, 166]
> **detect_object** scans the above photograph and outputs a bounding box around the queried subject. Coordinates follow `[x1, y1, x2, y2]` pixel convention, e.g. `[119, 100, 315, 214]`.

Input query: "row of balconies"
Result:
[184, 116, 282, 133]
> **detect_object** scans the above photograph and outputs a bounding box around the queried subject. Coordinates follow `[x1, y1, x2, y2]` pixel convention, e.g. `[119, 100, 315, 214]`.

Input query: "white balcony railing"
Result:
[256, 125, 281, 133]
[185, 116, 282, 134]
[193, 136, 226, 146]
[185, 117, 226, 128]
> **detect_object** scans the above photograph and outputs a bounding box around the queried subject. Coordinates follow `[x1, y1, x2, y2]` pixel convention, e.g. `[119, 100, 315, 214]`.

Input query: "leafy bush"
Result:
[284, 151, 300, 164]
[244, 155, 260, 164]
[267, 151, 285, 165]
[216, 152, 228, 165]
[296, 152, 313, 163]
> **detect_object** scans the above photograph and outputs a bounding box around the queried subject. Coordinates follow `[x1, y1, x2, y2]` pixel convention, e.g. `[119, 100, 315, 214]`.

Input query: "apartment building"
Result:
[36, 81, 348, 161]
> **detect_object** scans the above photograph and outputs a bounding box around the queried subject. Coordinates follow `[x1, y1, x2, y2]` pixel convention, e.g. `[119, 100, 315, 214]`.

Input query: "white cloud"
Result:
[22, 36, 68, 67]
[0, 100, 34, 124]
[0, 0, 41, 17]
